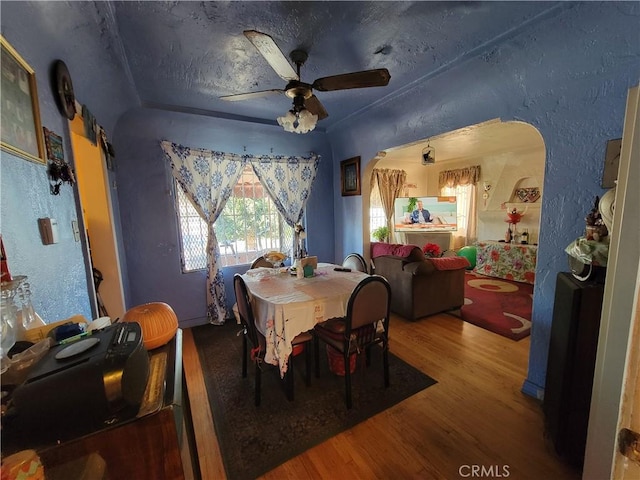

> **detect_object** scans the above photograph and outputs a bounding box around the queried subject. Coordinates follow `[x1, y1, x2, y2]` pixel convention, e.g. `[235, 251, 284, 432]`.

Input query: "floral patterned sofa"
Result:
[370, 242, 470, 321]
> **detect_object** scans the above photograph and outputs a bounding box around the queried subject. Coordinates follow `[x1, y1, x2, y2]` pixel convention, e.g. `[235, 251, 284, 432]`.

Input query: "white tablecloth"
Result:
[241, 263, 368, 376]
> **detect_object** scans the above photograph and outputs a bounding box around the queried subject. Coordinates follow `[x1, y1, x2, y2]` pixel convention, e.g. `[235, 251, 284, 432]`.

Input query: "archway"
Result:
[363, 119, 545, 257]
[361, 118, 545, 341]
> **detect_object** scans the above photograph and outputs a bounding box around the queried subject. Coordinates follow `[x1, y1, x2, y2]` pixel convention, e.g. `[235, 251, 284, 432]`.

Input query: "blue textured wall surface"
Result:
[328, 2, 640, 397]
[112, 107, 334, 325]
[0, 153, 92, 322]
[1, 1, 136, 323]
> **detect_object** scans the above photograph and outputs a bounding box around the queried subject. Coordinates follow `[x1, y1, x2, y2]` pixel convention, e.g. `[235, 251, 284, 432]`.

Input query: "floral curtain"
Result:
[161, 141, 246, 325]
[438, 165, 480, 247]
[251, 154, 320, 255]
[162, 141, 320, 325]
[371, 168, 407, 243]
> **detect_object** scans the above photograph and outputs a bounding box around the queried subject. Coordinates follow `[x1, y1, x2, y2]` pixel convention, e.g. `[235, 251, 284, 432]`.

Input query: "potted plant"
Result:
[372, 226, 389, 242]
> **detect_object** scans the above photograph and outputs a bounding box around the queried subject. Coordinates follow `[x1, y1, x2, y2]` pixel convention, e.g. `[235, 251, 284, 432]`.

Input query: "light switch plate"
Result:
[72, 220, 80, 242]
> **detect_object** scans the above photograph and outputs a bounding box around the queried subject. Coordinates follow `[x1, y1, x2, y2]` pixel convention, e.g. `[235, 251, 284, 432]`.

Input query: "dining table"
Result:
[241, 263, 369, 377]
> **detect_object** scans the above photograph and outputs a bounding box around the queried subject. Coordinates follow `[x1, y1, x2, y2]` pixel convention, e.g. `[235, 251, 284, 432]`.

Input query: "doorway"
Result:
[361, 119, 545, 345]
[364, 119, 545, 248]
[69, 116, 125, 319]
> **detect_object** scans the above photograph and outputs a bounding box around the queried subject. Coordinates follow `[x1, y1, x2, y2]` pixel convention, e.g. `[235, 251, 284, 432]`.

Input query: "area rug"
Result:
[460, 271, 533, 340]
[191, 322, 437, 480]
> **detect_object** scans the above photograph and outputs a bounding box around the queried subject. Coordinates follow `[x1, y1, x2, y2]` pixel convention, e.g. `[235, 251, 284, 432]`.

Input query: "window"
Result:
[441, 184, 471, 231]
[369, 181, 386, 239]
[175, 165, 294, 271]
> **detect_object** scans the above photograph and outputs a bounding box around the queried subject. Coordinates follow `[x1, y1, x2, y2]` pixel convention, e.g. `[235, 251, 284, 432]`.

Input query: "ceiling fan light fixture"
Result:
[297, 108, 318, 132]
[277, 110, 297, 132]
[277, 107, 317, 134]
[225, 31, 391, 133]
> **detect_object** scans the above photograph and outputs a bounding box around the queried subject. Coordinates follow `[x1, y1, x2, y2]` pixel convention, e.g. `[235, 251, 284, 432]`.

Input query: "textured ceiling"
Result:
[110, 1, 560, 131]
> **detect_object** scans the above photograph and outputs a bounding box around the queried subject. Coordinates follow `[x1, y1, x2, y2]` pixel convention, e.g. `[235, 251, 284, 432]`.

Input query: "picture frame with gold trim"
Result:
[1, 35, 45, 164]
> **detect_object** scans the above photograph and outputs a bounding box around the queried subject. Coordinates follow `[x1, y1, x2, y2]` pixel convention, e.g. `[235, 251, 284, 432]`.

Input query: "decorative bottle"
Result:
[295, 258, 303, 279]
[1, 290, 18, 362]
[505, 225, 512, 243]
[16, 282, 44, 339]
[521, 229, 529, 245]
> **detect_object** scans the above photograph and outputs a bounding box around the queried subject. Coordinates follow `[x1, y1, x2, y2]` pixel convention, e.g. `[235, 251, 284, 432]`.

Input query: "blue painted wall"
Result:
[1, 1, 638, 401]
[0, 153, 92, 322]
[1, 2, 138, 322]
[327, 2, 640, 397]
[112, 107, 334, 326]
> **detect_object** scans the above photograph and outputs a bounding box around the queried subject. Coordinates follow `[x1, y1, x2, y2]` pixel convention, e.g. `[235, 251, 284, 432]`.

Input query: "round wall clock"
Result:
[54, 60, 76, 120]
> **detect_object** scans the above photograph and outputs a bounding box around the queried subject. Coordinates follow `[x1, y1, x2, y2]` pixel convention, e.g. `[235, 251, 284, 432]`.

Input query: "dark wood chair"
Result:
[313, 275, 391, 409]
[231, 256, 275, 323]
[342, 253, 368, 273]
[250, 256, 273, 269]
[233, 274, 312, 406]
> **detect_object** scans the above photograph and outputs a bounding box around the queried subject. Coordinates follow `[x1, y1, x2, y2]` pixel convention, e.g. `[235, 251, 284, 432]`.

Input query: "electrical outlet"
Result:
[38, 218, 59, 245]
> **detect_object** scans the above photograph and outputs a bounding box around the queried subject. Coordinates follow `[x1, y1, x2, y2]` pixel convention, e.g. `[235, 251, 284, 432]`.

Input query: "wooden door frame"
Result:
[583, 85, 639, 478]
[69, 117, 126, 320]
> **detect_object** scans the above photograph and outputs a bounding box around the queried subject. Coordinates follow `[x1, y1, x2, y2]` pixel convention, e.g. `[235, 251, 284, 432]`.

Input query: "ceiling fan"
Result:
[220, 30, 391, 132]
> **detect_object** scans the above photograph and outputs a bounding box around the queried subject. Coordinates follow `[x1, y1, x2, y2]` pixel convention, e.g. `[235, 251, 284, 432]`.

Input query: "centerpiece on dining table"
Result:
[292, 223, 316, 278]
[263, 251, 286, 268]
[293, 223, 307, 260]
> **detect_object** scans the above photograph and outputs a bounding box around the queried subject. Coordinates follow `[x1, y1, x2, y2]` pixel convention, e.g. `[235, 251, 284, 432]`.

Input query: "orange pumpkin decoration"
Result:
[122, 302, 178, 350]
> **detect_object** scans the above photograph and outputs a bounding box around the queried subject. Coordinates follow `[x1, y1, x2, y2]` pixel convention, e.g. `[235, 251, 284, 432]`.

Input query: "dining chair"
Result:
[313, 275, 391, 409]
[233, 274, 312, 406]
[250, 256, 273, 269]
[232, 256, 275, 324]
[342, 253, 368, 273]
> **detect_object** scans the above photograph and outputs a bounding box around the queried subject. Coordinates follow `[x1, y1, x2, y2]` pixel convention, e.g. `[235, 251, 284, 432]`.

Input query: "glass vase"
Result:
[1, 289, 18, 367]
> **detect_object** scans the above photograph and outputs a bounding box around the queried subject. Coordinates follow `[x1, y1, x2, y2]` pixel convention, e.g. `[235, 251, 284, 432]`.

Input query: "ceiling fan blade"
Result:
[243, 30, 299, 82]
[219, 89, 283, 101]
[304, 95, 328, 120]
[312, 68, 391, 92]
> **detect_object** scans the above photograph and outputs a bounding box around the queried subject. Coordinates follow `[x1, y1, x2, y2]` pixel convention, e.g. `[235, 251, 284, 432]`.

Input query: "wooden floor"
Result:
[182, 312, 581, 480]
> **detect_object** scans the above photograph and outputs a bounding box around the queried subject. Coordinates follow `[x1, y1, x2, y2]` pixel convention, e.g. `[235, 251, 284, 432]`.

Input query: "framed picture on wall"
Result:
[0, 35, 45, 165]
[43, 127, 64, 163]
[340, 156, 361, 196]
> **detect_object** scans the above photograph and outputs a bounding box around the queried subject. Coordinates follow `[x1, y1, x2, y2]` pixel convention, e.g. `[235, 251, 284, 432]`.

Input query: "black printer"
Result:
[2, 322, 149, 452]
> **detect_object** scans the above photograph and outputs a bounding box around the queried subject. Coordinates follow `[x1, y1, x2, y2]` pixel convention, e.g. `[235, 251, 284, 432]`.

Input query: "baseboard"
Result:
[179, 316, 210, 329]
[521, 378, 544, 401]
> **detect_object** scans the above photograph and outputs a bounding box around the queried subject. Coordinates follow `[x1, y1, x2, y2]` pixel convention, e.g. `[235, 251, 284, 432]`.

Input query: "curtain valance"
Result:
[438, 165, 481, 189]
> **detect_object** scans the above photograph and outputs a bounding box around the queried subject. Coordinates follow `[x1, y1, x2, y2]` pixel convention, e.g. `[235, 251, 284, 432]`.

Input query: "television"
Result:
[394, 196, 458, 232]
